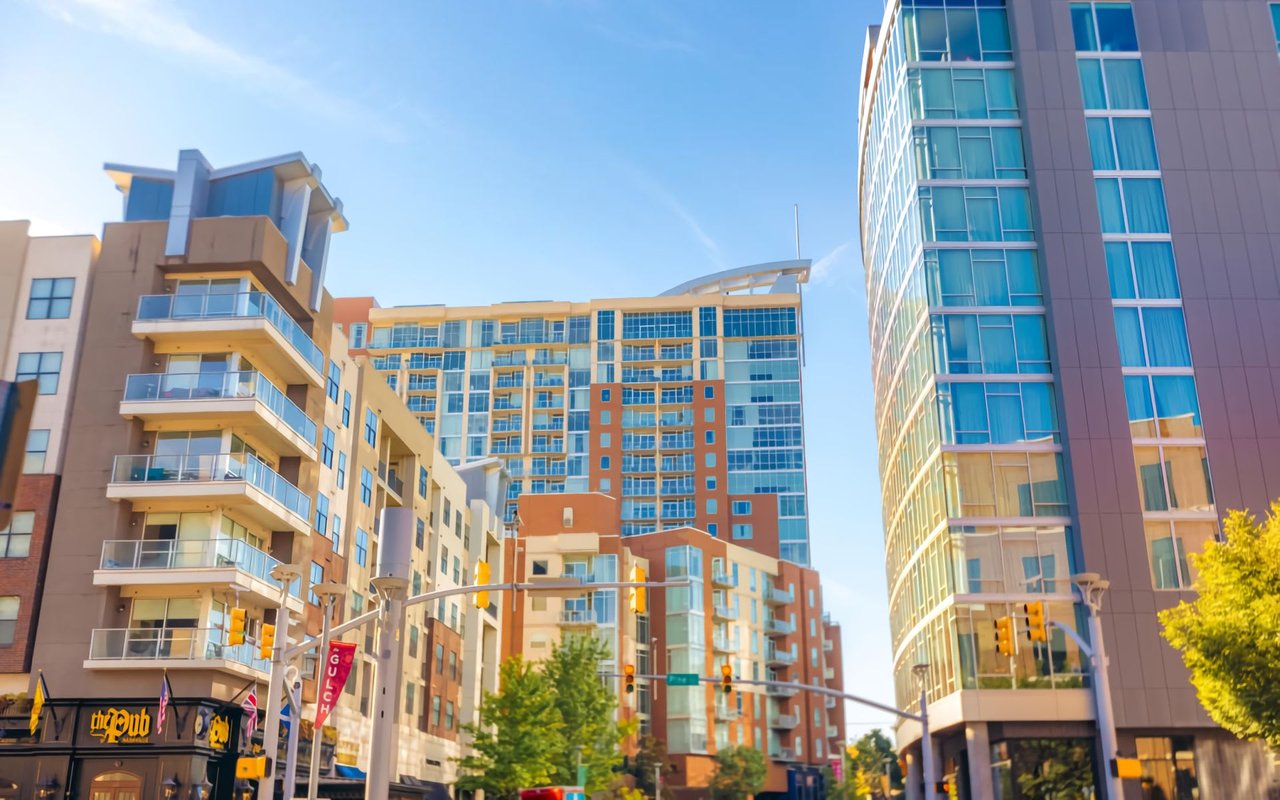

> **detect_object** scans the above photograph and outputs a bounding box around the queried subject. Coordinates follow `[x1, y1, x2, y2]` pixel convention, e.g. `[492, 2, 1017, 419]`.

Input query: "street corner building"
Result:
[856, 1, 1280, 797]
[0, 150, 506, 799]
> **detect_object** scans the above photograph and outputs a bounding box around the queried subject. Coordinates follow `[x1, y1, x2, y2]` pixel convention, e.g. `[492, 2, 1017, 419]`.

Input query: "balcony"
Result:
[766, 648, 797, 667]
[493, 397, 522, 411]
[765, 585, 794, 606]
[133, 292, 324, 386]
[770, 748, 799, 762]
[492, 418, 523, 433]
[495, 375, 525, 389]
[532, 398, 565, 410]
[825, 696, 837, 709]
[120, 372, 318, 459]
[712, 634, 735, 653]
[558, 609, 598, 627]
[826, 725, 839, 739]
[823, 639, 834, 652]
[378, 463, 405, 504]
[533, 375, 564, 387]
[96, 538, 302, 611]
[770, 714, 799, 730]
[712, 603, 739, 621]
[711, 571, 737, 589]
[824, 667, 835, 680]
[107, 453, 310, 535]
[766, 684, 800, 698]
[765, 618, 795, 637]
[86, 627, 270, 678]
[715, 704, 741, 720]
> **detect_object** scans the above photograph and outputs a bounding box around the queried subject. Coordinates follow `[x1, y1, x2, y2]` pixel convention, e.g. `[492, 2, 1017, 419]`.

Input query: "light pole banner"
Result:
[315, 641, 357, 729]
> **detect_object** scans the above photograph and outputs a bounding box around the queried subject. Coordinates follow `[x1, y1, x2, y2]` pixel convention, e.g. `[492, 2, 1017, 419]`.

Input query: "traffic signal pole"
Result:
[257, 564, 300, 800]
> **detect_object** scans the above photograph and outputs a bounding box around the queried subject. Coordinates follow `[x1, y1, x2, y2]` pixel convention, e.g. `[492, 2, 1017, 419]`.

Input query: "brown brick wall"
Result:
[0, 473, 58, 675]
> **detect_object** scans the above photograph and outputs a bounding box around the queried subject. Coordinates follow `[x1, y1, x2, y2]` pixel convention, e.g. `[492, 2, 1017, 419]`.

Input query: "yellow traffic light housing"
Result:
[228, 607, 247, 646]
[473, 561, 491, 609]
[720, 663, 733, 695]
[1024, 601, 1047, 642]
[258, 623, 276, 660]
[994, 616, 1015, 656]
[235, 755, 269, 779]
[629, 565, 646, 614]
[624, 663, 636, 694]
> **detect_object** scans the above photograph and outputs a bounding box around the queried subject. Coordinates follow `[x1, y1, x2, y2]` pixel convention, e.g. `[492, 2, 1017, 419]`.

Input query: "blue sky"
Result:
[2, 0, 896, 738]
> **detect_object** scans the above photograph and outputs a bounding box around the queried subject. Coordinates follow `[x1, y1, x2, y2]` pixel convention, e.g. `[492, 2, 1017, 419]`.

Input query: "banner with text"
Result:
[315, 641, 357, 730]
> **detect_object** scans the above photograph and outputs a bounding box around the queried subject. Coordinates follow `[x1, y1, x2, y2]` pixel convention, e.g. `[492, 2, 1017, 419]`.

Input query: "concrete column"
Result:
[964, 722, 994, 799]
[165, 149, 211, 257]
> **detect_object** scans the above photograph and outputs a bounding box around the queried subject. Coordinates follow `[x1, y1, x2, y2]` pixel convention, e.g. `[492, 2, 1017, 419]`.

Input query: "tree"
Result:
[710, 746, 767, 800]
[847, 730, 902, 799]
[543, 636, 627, 791]
[456, 657, 566, 800]
[630, 734, 673, 800]
[1011, 739, 1096, 799]
[1159, 505, 1280, 749]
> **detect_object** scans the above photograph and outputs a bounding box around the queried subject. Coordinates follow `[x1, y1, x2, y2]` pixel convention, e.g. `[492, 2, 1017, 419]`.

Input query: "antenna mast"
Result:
[793, 204, 801, 260]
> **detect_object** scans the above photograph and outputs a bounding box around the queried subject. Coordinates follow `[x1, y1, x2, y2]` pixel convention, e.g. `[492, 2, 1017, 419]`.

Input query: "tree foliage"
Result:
[847, 730, 902, 799]
[1012, 739, 1096, 799]
[543, 636, 627, 791]
[1159, 506, 1280, 748]
[710, 746, 768, 800]
[630, 734, 673, 800]
[457, 656, 566, 800]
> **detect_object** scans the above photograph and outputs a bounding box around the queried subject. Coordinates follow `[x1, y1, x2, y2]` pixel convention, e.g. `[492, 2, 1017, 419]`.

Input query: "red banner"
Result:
[315, 641, 356, 730]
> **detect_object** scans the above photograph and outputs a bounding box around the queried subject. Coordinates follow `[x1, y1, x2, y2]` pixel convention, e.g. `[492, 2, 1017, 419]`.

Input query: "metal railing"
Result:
[88, 627, 270, 673]
[766, 585, 794, 605]
[98, 537, 300, 597]
[558, 609, 597, 625]
[135, 292, 323, 375]
[712, 603, 740, 620]
[110, 452, 310, 521]
[771, 713, 800, 729]
[765, 684, 799, 698]
[823, 639, 834, 652]
[765, 618, 795, 636]
[122, 371, 317, 443]
[770, 748, 799, 762]
[711, 570, 738, 588]
[766, 648, 797, 666]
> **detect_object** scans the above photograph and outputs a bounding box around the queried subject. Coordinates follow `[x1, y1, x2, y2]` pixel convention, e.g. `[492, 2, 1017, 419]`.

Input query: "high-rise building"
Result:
[503, 492, 844, 798]
[0, 150, 504, 798]
[858, 1, 1280, 796]
[334, 261, 816, 565]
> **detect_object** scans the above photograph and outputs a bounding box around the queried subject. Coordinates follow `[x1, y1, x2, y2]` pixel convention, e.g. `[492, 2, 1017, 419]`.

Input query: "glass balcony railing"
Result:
[771, 713, 800, 729]
[766, 647, 797, 665]
[88, 627, 271, 673]
[122, 371, 317, 444]
[110, 452, 310, 521]
[765, 618, 795, 636]
[766, 585, 795, 605]
[99, 537, 301, 598]
[711, 570, 737, 588]
[135, 292, 324, 375]
[559, 609, 597, 625]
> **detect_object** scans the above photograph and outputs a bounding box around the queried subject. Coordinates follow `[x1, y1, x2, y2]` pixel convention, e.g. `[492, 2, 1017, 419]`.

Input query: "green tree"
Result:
[1012, 739, 1096, 799]
[456, 657, 566, 800]
[630, 734, 673, 800]
[710, 746, 767, 800]
[1160, 505, 1280, 748]
[847, 730, 902, 799]
[543, 636, 627, 791]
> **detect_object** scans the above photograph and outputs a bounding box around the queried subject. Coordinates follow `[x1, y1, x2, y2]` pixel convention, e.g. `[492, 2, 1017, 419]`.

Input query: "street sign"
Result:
[666, 673, 701, 686]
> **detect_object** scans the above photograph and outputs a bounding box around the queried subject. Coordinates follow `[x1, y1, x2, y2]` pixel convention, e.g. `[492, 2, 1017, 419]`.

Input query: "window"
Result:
[349, 322, 367, 349]
[416, 518, 426, 549]
[1094, 177, 1168, 233]
[704, 430, 715, 445]
[914, 125, 1026, 180]
[0, 596, 17, 644]
[1086, 116, 1158, 172]
[706, 476, 717, 491]
[942, 451, 1069, 517]
[309, 562, 324, 604]
[332, 514, 342, 550]
[600, 433, 611, 448]
[24, 430, 49, 473]
[419, 466, 428, 497]
[936, 381, 1059, 445]
[908, 67, 1018, 120]
[1272, 3, 1280, 53]
[621, 311, 692, 339]
[704, 407, 715, 423]
[1133, 445, 1214, 513]
[16, 352, 62, 395]
[0, 512, 33, 558]
[1122, 375, 1202, 439]
[1145, 521, 1216, 591]
[315, 494, 329, 533]
[431, 695, 442, 727]
[327, 362, 341, 402]
[364, 409, 378, 446]
[926, 249, 1042, 307]
[445, 700, 455, 730]
[356, 529, 369, 566]
[932, 313, 1051, 374]
[1077, 58, 1148, 110]
[440, 547, 449, 576]
[321, 427, 334, 468]
[360, 468, 373, 505]
[532, 559, 549, 576]
[1135, 736, 1199, 798]
[706, 499, 717, 514]
[730, 500, 751, 516]
[704, 385, 715, 399]
[449, 650, 458, 679]
[337, 452, 347, 489]
[1071, 2, 1139, 52]
[919, 186, 1034, 242]
[705, 452, 716, 468]
[600, 388, 612, 403]
[342, 391, 352, 426]
[1113, 307, 1192, 367]
[27, 277, 74, 319]
[1105, 241, 1178, 300]
[707, 523, 718, 536]
[902, 3, 1012, 61]
[732, 523, 753, 540]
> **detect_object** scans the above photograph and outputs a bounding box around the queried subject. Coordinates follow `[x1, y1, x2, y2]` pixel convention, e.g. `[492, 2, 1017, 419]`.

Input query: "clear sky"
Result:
[2, 0, 896, 739]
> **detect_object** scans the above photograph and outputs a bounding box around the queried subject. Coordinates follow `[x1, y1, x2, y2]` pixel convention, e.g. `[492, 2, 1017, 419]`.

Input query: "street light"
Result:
[910, 663, 937, 799]
[1072, 572, 1121, 800]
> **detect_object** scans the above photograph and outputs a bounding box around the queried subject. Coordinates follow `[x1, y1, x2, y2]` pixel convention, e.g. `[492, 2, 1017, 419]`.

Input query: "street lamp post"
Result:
[258, 563, 301, 800]
[307, 583, 348, 800]
[911, 663, 937, 799]
[1073, 572, 1122, 800]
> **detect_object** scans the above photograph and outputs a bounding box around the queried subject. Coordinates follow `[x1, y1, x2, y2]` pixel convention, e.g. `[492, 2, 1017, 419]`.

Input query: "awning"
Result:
[335, 765, 367, 779]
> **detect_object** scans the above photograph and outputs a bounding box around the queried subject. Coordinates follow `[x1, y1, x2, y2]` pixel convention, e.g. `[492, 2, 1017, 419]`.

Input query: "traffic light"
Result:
[473, 561, 491, 609]
[720, 663, 733, 695]
[934, 780, 951, 795]
[624, 664, 636, 694]
[994, 616, 1014, 656]
[258, 623, 276, 660]
[1024, 601, 1047, 642]
[629, 565, 646, 613]
[235, 756, 270, 779]
[228, 607, 247, 646]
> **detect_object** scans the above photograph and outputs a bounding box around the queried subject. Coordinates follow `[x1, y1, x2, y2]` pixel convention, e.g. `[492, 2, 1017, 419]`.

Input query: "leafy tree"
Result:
[630, 734, 673, 800]
[847, 730, 902, 799]
[456, 657, 566, 800]
[1160, 506, 1280, 748]
[544, 636, 627, 791]
[1012, 739, 1096, 799]
[710, 746, 767, 800]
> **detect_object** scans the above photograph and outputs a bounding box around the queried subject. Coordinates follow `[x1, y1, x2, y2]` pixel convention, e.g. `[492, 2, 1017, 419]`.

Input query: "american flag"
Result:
[242, 687, 258, 732]
[158, 672, 174, 732]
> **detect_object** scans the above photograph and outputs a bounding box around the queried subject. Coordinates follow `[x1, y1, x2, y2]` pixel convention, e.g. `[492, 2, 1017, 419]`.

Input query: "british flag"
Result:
[242, 687, 258, 733]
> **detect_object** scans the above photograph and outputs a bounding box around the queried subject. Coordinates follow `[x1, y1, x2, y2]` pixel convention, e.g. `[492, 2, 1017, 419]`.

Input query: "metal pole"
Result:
[912, 664, 936, 799]
[259, 565, 300, 800]
[1074, 574, 1122, 800]
[366, 580, 406, 800]
[308, 586, 344, 800]
[283, 674, 302, 798]
[654, 764, 661, 800]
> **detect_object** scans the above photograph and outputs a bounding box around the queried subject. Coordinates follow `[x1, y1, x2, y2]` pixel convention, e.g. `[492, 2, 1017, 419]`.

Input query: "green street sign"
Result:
[666, 673, 701, 686]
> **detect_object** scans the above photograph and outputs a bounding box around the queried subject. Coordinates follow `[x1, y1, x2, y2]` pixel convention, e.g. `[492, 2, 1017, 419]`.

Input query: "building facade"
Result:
[857, 1, 1280, 797]
[503, 492, 844, 800]
[0, 151, 503, 799]
[334, 261, 815, 566]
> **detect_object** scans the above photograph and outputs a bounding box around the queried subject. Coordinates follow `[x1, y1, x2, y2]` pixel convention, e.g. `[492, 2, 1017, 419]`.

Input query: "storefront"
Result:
[0, 697, 245, 800]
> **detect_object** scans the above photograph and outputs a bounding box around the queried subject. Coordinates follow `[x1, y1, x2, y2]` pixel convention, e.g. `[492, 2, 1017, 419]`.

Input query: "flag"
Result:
[242, 686, 258, 733]
[158, 671, 174, 733]
[29, 672, 48, 735]
[314, 641, 356, 730]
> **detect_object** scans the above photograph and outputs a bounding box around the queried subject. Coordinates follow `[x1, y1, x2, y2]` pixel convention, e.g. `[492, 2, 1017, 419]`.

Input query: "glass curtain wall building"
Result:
[859, 1, 1280, 796]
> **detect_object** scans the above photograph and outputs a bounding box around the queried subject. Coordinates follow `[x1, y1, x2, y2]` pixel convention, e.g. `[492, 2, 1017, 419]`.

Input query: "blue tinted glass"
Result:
[1105, 242, 1136, 298]
[960, 134, 996, 179]
[1095, 3, 1139, 51]
[1095, 179, 1126, 233]
[954, 75, 988, 118]
[981, 319, 1017, 373]
[1113, 308, 1146, 366]
[938, 250, 974, 301]
[948, 9, 981, 60]
[991, 127, 1025, 171]
[978, 8, 1011, 55]
[1021, 383, 1057, 438]
[1104, 59, 1148, 108]
[953, 382, 989, 440]
[968, 196, 1000, 240]
[985, 70, 1017, 115]
[1070, 4, 1098, 50]
[1087, 118, 1117, 170]
[1123, 375, 1154, 423]
[1152, 376, 1201, 431]
[1142, 307, 1191, 367]
[1122, 178, 1169, 233]
[1013, 315, 1048, 363]
[934, 187, 967, 233]
[1272, 5, 1280, 48]
[929, 127, 962, 174]
[206, 170, 278, 218]
[917, 8, 948, 56]
[989, 393, 1025, 442]
[999, 188, 1032, 239]
[922, 69, 956, 116]
[1111, 117, 1158, 170]
[1132, 242, 1179, 298]
[125, 178, 175, 222]
[945, 315, 981, 369]
[1077, 59, 1107, 109]
[1005, 250, 1041, 301]
[972, 257, 1010, 305]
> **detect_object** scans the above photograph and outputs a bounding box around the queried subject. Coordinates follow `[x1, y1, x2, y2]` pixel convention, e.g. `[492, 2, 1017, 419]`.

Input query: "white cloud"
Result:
[33, 0, 407, 143]
[811, 239, 855, 284]
[618, 161, 723, 268]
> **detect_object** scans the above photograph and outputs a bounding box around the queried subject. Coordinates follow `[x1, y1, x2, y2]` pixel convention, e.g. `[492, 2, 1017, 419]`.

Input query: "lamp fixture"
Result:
[162, 775, 182, 800]
[36, 776, 59, 799]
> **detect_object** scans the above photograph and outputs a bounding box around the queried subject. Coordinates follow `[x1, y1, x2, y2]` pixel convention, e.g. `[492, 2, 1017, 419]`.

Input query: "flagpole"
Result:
[308, 585, 344, 800]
